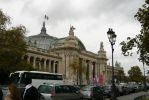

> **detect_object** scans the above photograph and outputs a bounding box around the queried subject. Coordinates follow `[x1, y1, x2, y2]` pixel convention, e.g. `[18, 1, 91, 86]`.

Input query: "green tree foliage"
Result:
[115, 70, 125, 83]
[128, 66, 143, 83]
[0, 9, 10, 30]
[15, 61, 35, 71]
[0, 26, 27, 70]
[120, 0, 149, 65]
[124, 76, 130, 83]
[0, 9, 34, 74]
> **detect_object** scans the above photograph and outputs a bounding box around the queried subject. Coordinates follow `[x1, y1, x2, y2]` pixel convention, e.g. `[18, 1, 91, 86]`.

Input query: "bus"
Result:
[9, 71, 64, 88]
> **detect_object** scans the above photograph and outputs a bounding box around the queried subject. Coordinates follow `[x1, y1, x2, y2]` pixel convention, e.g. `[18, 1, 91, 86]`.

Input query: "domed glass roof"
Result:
[75, 36, 86, 50]
[27, 34, 57, 50]
[26, 22, 58, 50]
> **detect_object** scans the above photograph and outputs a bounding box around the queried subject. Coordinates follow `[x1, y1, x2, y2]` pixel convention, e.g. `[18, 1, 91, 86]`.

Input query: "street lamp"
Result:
[107, 28, 117, 100]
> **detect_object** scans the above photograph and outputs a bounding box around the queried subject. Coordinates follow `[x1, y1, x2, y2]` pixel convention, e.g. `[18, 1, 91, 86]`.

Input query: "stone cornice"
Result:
[51, 46, 79, 51]
[106, 65, 123, 71]
[80, 50, 108, 60]
[27, 49, 62, 59]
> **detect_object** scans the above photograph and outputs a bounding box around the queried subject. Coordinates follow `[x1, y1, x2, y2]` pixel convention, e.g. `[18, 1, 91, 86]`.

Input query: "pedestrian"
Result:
[0, 80, 3, 100]
[23, 77, 38, 100]
[4, 83, 22, 100]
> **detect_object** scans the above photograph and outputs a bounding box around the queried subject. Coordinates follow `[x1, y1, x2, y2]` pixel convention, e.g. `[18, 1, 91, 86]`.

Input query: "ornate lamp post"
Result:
[107, 28, 117, 100]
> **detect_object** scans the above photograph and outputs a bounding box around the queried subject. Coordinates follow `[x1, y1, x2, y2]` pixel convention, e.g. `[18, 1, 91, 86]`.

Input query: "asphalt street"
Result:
[105, 91, 149, 100]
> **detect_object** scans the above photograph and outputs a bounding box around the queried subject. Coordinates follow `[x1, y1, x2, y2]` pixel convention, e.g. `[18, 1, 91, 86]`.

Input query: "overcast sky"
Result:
[0, 0, 146, 75]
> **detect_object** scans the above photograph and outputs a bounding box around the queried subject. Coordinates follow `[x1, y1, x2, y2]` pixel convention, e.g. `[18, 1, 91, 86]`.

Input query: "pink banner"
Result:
[99, 74, 104, 86]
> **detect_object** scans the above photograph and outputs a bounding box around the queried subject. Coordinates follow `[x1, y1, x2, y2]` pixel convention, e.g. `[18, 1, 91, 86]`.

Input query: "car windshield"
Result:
[82, 86, 92, 91]
[38, 85, 53, 93]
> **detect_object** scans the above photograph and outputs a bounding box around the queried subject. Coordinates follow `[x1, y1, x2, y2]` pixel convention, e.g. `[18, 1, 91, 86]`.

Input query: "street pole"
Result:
[111, 42, 117, 100]
[107, 28, 117, 100]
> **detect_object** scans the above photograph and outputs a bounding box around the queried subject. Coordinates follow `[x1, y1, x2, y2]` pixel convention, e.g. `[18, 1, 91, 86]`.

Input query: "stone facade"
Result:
[105, 64, 124, 85]
[24, 22, 123, 85]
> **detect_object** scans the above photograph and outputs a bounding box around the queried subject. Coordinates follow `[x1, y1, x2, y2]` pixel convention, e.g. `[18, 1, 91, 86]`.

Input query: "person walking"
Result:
[23, 77, 38, 100]
[4, 83, 22, 100]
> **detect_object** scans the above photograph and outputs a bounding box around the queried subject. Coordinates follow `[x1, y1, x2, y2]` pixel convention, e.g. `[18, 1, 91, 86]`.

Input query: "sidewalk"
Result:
[105, 91, 149, 100]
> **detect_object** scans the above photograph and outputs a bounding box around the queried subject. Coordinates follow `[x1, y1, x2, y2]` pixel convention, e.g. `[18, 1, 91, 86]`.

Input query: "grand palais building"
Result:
[24, 22, 123, 85]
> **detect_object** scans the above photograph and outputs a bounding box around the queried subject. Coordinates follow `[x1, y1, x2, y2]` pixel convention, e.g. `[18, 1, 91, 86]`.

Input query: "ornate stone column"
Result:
[89, 61, 92, 82]
[33, 56, 36, 68]
[44, 59, 47, 71]
[86, 60, 90, 85]
[27, 55, 30, 63]
[53, 60, 56, 73]
[48, 60, 51, 72]
[39, 58, 41, 70]
[65, 55, 69, 78]
[82, 59, 86, 85]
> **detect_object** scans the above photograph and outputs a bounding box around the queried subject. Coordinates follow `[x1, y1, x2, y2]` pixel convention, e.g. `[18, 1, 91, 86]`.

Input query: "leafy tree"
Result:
[0, 9, 10, 30]
[124, 76, 130, 83]
[128, 66, 143, 83]
[120, 0, 149, 65]
[115, 70, 125, 83]
[0, 9, 35, 82]
[0, 26, 27, 70]
[15, 61, 35, 71]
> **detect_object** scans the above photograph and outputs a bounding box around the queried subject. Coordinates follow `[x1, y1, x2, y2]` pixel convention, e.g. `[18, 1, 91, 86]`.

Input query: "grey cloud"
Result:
[20, 0, 144, 26]
[48, 0, 142, 21]
[0, 0, 12, 3]
[88, 0, 143, 21]
[46, 0, 78, 22]
[20, 0, 78, 25]
[21, 0, 43, 22]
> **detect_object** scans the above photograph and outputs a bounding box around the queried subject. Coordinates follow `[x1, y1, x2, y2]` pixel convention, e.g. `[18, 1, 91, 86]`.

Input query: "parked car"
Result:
[103, 85, 111, 98]
[80, 85, 104, 100]
[73, 85, 81, 91]
[103, 84, 122, 98]
[38, 83, 83, 100]
[117, 84, 129, 95]
[127, 84, 138, 93]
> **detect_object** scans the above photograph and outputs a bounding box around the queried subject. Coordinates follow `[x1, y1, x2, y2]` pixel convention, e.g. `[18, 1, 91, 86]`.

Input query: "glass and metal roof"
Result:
[26, 22, 86, 51]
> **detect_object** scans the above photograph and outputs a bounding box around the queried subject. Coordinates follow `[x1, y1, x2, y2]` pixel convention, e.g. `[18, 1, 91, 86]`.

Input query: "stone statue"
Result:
[69, 25, 75, 36]
[100, 42, 104, 50]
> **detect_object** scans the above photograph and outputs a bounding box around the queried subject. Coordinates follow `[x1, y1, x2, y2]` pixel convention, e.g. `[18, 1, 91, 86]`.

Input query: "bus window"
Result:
[20, 73, 28, 84]
[10, 73, 20, 84]
[56, 75, 63, 80]
[49, 75, 54, 80]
